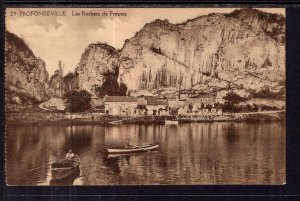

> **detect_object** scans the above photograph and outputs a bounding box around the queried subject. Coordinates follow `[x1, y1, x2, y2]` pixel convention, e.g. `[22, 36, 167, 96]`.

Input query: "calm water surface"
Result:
[6, 122, 285, 185]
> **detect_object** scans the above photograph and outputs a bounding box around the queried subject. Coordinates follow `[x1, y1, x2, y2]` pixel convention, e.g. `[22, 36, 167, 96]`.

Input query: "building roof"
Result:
[168, 100, 185, 108]
[186, 98, 215, 105]
[186, 98, 202, 104]
[103, 95, 138, 102]
[186, 94, 215, 103]
[146, 97, 168, 106]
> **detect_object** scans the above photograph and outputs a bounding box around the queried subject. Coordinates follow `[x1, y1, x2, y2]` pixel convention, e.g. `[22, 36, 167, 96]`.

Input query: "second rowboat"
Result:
[107, 144, 159, 154]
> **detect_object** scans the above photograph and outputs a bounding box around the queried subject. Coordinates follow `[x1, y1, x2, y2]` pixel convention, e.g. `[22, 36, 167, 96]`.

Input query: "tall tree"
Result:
[223, 92, 246, 112]
[64, 90, 91, 112]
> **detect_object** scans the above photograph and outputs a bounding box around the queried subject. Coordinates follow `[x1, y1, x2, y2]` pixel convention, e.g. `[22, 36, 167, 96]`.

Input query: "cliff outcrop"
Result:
[74, 8, 285, 99]
[76, 43, 119, 97]
[5, 31, 49, 105]
[118, 8, 285, 98]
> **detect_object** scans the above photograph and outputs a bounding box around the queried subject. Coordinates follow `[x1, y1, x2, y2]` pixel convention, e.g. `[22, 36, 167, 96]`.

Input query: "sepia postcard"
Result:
[5, 7, 286, 186]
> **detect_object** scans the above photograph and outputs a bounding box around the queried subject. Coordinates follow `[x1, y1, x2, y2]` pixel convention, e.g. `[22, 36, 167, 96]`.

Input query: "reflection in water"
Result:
[6, 122, 285, 185]
[103, 151, 159, 174]
[50, 165, 81, 186]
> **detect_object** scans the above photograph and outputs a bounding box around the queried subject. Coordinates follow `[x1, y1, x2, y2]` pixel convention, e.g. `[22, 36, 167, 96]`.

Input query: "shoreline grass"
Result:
[6, 111, 285, 126]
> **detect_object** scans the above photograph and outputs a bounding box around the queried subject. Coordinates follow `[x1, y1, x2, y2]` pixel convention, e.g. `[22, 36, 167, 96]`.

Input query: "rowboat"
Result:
[50, 168, 80, 185]
[107, 150, 159, 159]
[107, 144, 159, 154]
[51, 155, 80, 180]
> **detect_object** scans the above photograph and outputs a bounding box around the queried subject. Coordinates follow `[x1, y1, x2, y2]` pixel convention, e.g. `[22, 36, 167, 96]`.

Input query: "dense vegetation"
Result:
[222, 92, 247, 112]
[6, 31, 35, 56]
[63, 71, 79, 83]
[64, 90, 92, 112]
[93, 75, 127, 98]
[6, 30, 39, 73]
[251, 87, 285, 100]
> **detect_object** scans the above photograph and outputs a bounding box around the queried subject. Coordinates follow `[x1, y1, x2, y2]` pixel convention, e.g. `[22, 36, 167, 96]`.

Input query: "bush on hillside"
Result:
[64, 90, 91, 112]
[222, 92, 247, 112]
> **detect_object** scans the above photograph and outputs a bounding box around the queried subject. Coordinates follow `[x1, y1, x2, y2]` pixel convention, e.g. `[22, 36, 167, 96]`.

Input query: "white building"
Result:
[103, 95, 138, 115]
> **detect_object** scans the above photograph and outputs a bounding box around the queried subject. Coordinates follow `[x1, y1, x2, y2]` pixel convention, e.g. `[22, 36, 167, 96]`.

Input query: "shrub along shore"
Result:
[6, 110, 286, 126]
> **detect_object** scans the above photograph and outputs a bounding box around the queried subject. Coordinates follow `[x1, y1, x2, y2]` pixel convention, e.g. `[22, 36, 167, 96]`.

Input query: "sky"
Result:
[6, 8, 285, 76]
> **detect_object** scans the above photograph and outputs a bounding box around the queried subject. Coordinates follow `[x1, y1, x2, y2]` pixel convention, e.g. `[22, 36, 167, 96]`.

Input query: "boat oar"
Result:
[26, 162, 52, 172]
[132, 145, 151, 152]
[25, 157, 73, 173]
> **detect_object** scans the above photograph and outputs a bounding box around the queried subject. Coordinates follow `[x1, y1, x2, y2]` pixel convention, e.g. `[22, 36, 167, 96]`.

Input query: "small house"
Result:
[186, 94, 216, 108]
[103, 95, 138, 115]
[145, 97, 169, 116]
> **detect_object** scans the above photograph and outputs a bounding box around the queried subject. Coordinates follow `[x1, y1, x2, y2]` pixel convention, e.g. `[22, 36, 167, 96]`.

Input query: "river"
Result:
[6, 122, 285, 185]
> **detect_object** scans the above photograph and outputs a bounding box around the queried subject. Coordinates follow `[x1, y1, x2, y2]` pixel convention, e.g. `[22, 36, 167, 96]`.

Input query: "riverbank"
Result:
[178, 111, 285, 123]
[6, 110, 286, 126]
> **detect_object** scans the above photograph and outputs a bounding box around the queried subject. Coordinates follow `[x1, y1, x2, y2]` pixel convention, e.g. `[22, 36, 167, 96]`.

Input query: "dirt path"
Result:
[38, 98, 65, 111]
[39, 101, 50, 110]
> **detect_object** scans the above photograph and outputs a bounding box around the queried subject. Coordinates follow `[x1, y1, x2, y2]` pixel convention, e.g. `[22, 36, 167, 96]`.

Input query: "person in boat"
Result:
[65, 149, 75, 160]
[125, 138, 132, 148]
[125, 156, 131, 165]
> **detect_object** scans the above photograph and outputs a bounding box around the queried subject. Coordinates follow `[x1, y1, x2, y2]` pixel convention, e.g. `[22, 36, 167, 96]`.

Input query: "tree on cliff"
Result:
[252, 86, 284, 99]
[64, 90, 91, 112]
[222, 92, 246, 112]
[64, 71, 78, 83]
[94, 76, 127, 98]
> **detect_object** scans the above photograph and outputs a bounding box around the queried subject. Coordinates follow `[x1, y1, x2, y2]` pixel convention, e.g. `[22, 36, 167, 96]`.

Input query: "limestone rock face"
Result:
[76, 8, 285, 98]
[48, 69, 65, 98]
[118, 8, 285, 96]
[5, 31, 49, 104]
[226, 8, 285, 43]
[48, 67, 79, 98]
[76, 43, 119, 97]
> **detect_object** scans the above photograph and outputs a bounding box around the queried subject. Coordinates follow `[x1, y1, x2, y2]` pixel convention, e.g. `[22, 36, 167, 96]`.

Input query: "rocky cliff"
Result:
[76, 43, 120, 97]
[77, 8, 285, 99]
[119, 8, 285, 97]
[48, 67, 79, 98]
[5, 31, 49, 105]
[48, 69, 65, 98]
